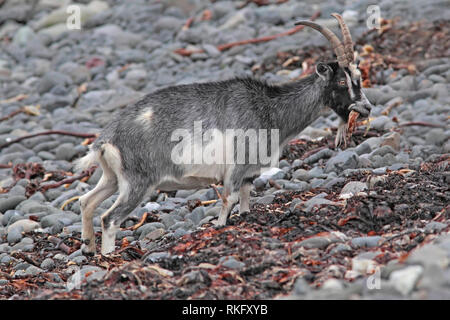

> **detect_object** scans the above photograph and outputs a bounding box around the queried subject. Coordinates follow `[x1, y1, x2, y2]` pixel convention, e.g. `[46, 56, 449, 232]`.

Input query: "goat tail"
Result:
[74, 149, 100, 173]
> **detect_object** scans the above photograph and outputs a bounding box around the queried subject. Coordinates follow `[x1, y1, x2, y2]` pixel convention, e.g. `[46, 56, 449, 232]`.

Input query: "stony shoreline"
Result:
[0, 0, 449, 299]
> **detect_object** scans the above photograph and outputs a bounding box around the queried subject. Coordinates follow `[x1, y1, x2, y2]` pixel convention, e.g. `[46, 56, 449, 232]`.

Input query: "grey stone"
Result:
[370, 116, 395, 131]
[296, 237, 331, 249]
[40, 212, 80, 228]
[221, 256, 245, 269]
[87, 270, 108, 283]
[256, 195, 275, 205]
[37, 71, 72, 94]
[71, 256, 87, 265]
[186, 206, 205, 225]
[389, 265, 423, 296]
[296, 196, 340, 213]
[159, 213, 177, 228]
[425, 221, 447, 233]
[253, 177, 267, 190]
[25, 265, 44, 276]
[59, 62, 91, 84]
[16, 200, 57, 215]
[7, 219, 39, 233]
[55, 143, 77, 161]
[186, 189, 209, 201]
[68, 249, 83, 260]
[40, 258, 55, 270]
[174, 190, 197, 198]
[67, 266, 103, 289]
[144, 251, 170, 263]
[351, 236, 382, 248]
[407, 245, 449, 268]
[370, 145, 397, 158]
[425, 128, 447, 146]
[259, 168, 285, 181]
[278, 159, 290, 169]
[154, 16, 183, 32]
[292, 169, 309, 181]
[93, 24, 142, 47]
[355, 142, 372, 155]
[198, 216, 214, 225]
[2, 210, 23, 226]
[7, 185, 26, 197]
[143, 228, 165, 241]
[0, 196, 26, 213]
[339, 181, 367, 199]
[174, 228, 188, 238]
[205, 207, 221, 217]
[7, 226, 23, 244]
[293, 277, 311, 295]
[330, 243, 352, 254]
[304, 148, 334, 164]
[325, 151, 360, 173]
[136, 222, 165, 238]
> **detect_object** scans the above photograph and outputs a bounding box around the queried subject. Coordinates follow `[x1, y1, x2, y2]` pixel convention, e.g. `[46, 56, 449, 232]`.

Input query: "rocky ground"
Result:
[0, 0, 449, 300]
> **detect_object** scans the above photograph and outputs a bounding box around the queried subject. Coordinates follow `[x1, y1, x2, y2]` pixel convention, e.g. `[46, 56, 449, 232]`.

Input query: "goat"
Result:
[75, 14, 372, 255]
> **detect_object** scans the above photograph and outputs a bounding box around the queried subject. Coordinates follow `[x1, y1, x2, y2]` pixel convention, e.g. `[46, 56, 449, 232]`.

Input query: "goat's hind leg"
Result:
[216, 185, 239, 226]
[79, 166, 117, 255]
[238, 178, 253, 214]
[100, 175, 150, 255]
[216, 169, 255, 226]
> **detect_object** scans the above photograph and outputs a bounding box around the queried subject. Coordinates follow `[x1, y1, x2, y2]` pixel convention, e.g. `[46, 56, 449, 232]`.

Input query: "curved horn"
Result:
[331, 13, 354, 64]
[295, 20, 348, 67]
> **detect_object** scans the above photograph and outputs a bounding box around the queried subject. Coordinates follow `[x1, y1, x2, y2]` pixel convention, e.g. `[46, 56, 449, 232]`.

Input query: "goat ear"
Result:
[315, 63, 333, 81]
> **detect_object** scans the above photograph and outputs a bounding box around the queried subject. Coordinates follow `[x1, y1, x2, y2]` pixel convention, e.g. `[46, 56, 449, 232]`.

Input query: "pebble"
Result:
[296, 236, 331, 250]
[7, 226, 23, 244]
[220, 256, 245, 270]
[425, 221, 447, 233]
[144, 252, 170, 263]
[143, 228, 165, 241]
[339, 181, 367, 199]
[292, 169, 309, 181]
[322, 278, 344, 291]
[87, 270, 108, 283]
[325, 151, 360, 173]
[389, 266, 423, 296]
[407, 245, 449, 269]
[351, 236, 382, 248]
[0, 196, 27, 213]
[25, 265, 44, 276]
[40, 258, 55, 270]
[7, 219, 40, 233]
[136, 222, 165, 238]
[293, 277, 310, 295]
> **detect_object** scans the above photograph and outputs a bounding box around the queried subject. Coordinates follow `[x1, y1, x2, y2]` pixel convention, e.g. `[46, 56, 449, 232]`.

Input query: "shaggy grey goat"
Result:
[76, 14, 372, 255]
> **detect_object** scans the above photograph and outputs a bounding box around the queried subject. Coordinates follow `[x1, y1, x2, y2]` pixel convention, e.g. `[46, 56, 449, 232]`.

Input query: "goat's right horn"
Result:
[295, 20, 348, 67]
[331, 13, 354, 64]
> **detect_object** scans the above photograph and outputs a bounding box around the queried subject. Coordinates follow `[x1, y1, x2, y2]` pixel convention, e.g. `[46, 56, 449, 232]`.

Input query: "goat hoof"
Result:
[81, 243, 95, 256]
[212, 220, 226, 227]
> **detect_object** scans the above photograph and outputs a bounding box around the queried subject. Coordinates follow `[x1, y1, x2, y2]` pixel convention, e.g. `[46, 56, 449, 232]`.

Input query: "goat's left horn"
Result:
[331, 13, 354, 64]
[295, 20, 348, 67]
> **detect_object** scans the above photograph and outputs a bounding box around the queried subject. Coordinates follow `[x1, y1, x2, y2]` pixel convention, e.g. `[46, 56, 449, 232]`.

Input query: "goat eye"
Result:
[338, 80, 347, 86]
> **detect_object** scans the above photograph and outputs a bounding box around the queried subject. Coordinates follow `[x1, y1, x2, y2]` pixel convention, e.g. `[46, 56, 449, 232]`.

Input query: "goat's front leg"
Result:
[238, 182, 252, 214]
[216, 186, 239, 226]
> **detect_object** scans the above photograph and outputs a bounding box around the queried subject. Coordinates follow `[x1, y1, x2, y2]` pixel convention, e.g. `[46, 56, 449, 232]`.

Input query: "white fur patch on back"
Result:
[136, 107, 154, 125]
